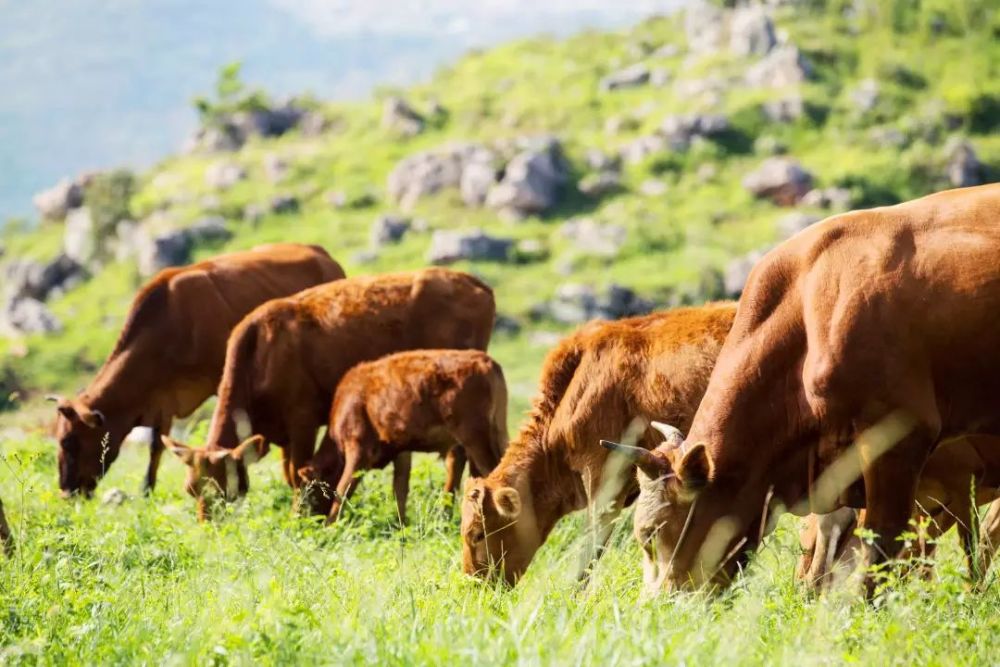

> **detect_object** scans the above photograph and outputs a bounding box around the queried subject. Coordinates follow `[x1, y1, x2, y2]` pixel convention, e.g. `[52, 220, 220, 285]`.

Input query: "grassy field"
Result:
[3, 404, 1000, 665]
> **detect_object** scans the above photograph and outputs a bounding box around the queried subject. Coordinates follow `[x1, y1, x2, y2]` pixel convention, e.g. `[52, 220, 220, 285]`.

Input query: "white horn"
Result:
[650, 421, 684, 447]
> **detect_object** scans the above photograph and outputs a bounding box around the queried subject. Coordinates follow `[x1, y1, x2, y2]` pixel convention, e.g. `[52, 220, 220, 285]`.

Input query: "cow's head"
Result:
[50, 395, 118, 498]
[460, 476, 539, 585]
[605, 422, 770, 595]
[163, 435, 267, 520]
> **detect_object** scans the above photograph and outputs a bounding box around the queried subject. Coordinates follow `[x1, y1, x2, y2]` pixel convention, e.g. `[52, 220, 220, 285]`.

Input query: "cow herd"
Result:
[9, 183, 1000, 599]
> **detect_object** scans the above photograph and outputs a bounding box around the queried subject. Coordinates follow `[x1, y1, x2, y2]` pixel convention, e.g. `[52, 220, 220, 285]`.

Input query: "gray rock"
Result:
[137, 229, 192, 277]
[849, 79, 880, 114]
[745, 45, 812, 88]
[187, 217, 232, 244]
[1, 297, 62, 336]
[2, 254, 85, 302]
[63, 207, 99, 265]
[742, 157, 814, 205]
[515, 238, 549, 263]
[599, 63, 650, 92]
[619, 134, 669, 165]
[800, 187, 853, 210]
[660, 113, 729, 150]
[204, 162, 247, 190]
[776, 212, 821, 239]
[299, 111, 332, 137]
[387, 142, 494, 211]
[868, 126, 908, 149]
[270, 195, 300, 215]
[696, 163, 718, 183]
[427, 229, 514, 264]
[243, 204, 266, 225]
[486, 138, 568, 217]
[652, 44, 681, 59]
[639, 179, 669, 197]
[730, 6, 776, 56]
[561, 218, 627, 257]
[724, 247, 771, 298]
[584, 149, 621, 173]
[33, 178, 84, 221]
[185, 101, 305, 153]
[351, 249, 379, 265]
[493, 314, 522, 336]
[578, 171, 623, 199]
[685, 2, 726, 54]
[370, 215, 411, 247]
[763, 95, 805, 123]
[263, 154, 290, 184]
[650, 68, 672, 88]
[101, 488, 129, 506]
[460, 159, 498, 207]
[382, 96, 425, 137]
[536, 283, 654, 324]
[945, 139, 984, 188]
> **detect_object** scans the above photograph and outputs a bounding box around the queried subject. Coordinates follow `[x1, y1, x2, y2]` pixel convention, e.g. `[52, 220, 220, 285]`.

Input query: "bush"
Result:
[84, 169, 136, 236]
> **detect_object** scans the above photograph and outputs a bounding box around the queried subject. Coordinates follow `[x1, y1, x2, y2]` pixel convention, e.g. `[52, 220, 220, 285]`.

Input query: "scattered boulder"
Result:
[724, 247, 771, 298]
[204, 162, 247, 190]
[382, 96, 425, 137]
[186, 217, 232, 244]
[745, 45, 812, 88]
[849, 79, 880, 114]
[370, 215, 411, 247]
[742, 157, 814, 205]
[326, 189, 377, 210]
[868, 126, 908, 149]
[561, 218, 627, 257]
[945, 139, 984, 188]
[63, 207, 99, 265]
[2, 254, 85, 302]
[388, 142, 495, 211]
[460, 159, 498, 207]
[584, 149, 621, 173]
[32, 178, 84, 221]
[763, 95, 805, 123]
[800, 187, 853, 210]
[184, 101, 305, 153]
[619, 134, 669, 165]
[650, 68, 672, 88]
[137, 229, 192, 277]
[101, 488, 129, 506]
[652, 43, 681, 59]
[730, 6, 776, 57]
[486, 138, 568, 218]
[263, 154, 290, 184]
[660, 113, 729, 150]
[599, 64, 650, 92]
[685, 2, 726, 55]
[534, 283, 654, 324]
[514, 238, 549, 263]
[639, 179, 669, 197]
[243, 204, 266, 225]
[269, 195, 300, 215]
[578, 171, 623, 199]
[1, 297, 61, 336]
[493, 314, 522, 336]
[427, 229, 514, 264]
[776, 212, 821, 240]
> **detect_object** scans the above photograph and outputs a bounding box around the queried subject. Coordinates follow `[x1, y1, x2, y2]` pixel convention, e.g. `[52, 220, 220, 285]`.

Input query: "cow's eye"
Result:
[469, 531, 485, 544]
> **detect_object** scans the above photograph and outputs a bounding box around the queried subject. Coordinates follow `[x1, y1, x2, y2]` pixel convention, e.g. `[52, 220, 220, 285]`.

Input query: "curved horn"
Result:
[650, 421, 684, 448]
[601, 440, 673, 479]
[45, 394, 64, 403]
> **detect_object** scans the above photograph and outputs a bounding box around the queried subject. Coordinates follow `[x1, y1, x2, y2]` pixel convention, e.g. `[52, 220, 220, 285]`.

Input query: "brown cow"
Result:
[297, 349, 509, 524]
[621, 184, 1000, 597]
[164, 268, 495, 519]
[50, 243, 344, 498]
[0, 496, 12, 555]
[798, 435, 1000, 590]
[461, 303, 736, 585]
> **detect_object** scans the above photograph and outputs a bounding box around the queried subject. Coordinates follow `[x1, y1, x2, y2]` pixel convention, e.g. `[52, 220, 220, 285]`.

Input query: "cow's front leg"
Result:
[143, 419, 170, 495]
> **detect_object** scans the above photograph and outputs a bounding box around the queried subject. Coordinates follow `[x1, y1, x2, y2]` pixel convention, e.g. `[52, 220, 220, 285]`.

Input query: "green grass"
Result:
[3, 421, 1000, 664]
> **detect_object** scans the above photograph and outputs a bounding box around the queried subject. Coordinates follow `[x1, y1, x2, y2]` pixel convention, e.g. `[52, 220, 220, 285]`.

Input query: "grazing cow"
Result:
[49, 243, 345, 498]
[618, 184, 1000, 597]
[0, 496, 12, 555]
[798, 435, 1000, 590]
[461, 303, 736, 585]
[164, 268, 495, 519]
[298, 349, 509, 524]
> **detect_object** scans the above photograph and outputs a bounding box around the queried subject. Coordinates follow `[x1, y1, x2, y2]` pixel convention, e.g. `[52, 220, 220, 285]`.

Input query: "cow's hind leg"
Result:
[443, 446, 468, 514]
[392, 452, 412, 526]
[328, 444, 365, 524]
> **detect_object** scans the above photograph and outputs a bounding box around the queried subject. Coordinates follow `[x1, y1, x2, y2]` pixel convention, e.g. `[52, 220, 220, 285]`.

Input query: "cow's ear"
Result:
[163, 436, 195, 466]
[492, 487, 521, 519]
[232, 435, 267, 465]
[55, 400, 77, 423]
[79, 408, 105, 429]
[676, 443, 714, 491]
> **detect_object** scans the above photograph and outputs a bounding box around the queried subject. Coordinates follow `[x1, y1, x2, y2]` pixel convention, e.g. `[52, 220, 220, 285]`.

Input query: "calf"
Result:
[49, 243, 344, 497]
[164, 268, 495, 519]
[461, 303, 736, 585]
[298, 349, 508, 524]
[622, 184, 1000, 597]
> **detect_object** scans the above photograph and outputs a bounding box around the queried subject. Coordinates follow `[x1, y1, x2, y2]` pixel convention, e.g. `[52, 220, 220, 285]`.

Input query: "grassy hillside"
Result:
[2, 0, 1000, 662]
